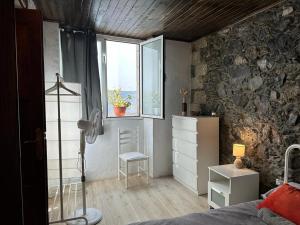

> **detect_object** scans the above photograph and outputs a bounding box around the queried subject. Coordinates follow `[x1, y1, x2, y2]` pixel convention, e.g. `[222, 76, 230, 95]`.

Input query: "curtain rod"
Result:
[59, 25, 90, 34]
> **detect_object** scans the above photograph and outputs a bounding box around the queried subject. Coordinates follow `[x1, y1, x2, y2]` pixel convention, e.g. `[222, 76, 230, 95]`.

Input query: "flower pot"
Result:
[113, 106, 127, 117]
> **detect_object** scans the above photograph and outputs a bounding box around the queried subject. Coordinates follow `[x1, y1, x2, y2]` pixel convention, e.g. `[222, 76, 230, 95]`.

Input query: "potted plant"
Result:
[108, 88, 132, 117]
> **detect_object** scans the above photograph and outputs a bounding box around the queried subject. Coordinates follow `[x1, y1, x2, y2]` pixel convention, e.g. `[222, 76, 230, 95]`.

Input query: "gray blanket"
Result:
[257, 208, 295, 225]
[129, 201, 267, 225]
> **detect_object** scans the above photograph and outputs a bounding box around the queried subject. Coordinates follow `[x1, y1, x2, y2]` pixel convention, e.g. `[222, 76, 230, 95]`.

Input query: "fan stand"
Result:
[67, 209, 102, 225]
[67, 131, 103, 225]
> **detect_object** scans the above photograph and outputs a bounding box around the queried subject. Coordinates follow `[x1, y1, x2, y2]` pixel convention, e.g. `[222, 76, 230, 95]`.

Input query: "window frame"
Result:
[97, 34, 142, 119]
[140, 35, 164, 119]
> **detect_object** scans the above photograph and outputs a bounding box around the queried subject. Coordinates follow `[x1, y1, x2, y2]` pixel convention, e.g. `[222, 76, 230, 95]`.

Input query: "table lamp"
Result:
[233, 144, 245, 169]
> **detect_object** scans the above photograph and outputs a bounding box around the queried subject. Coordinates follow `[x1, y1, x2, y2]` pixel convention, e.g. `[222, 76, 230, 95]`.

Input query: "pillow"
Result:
[257, 184, 300, 225]
[261, 182, 300, 199]
[262, 186, 280, 199]
[289, 182, 300, 189]
[257, 208, 296, 225]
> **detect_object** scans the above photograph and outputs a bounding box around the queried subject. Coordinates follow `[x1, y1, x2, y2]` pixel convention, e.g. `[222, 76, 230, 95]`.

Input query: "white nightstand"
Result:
[208, 164, 259, 209]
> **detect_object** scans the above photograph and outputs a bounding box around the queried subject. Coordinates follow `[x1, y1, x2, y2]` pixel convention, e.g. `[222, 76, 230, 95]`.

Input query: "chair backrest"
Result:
[118, 127, 140, 155]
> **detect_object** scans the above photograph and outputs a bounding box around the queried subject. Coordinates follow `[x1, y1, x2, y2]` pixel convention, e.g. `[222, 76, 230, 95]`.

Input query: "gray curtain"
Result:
[60, 29, 104, 135]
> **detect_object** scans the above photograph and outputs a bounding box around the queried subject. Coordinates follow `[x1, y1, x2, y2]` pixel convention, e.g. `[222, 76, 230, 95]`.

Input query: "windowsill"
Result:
[103, 116, 143, 121]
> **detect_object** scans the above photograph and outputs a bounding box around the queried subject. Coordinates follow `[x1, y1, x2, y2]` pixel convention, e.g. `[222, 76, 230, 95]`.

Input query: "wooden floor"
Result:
[48, 176, 209, 225]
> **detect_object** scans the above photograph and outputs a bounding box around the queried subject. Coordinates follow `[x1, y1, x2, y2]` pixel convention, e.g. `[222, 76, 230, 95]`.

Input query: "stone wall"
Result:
[191, 0, 300, 191]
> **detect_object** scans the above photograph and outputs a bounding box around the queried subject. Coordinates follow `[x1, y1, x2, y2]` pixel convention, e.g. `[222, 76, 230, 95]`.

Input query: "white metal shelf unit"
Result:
[45, 81, 82, 189]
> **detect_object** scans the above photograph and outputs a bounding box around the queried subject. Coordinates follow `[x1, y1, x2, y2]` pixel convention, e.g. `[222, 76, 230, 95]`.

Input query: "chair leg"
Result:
[147, 158, 149, 184]
[125, 161, 128, 189]
[138, 161, 140, 176]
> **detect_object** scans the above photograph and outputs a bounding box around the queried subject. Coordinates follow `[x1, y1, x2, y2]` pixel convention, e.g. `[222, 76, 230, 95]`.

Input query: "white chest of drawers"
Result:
[172, 115, 219, 195]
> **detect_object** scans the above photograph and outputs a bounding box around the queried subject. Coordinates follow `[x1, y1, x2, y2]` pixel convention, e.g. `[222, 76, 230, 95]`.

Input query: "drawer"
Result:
[173, 151, 197, 175]
[210, 187, 226, 208]
[173, 164, 197, 190]
[172, 138, 197, 159]
[208, 182, 229, 209]
[172, 117, 197, 132]
[172, 129, 197, 144]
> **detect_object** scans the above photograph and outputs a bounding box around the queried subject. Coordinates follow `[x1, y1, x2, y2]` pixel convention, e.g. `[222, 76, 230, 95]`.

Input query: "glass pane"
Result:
[211, 189, 225, 207]
[141, 38, 163, 117]
[106, 41, 139, 117]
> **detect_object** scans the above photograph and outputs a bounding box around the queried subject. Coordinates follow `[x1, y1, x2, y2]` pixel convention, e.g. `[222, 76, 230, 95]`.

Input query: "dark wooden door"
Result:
[16, 9, 48, 225]
[0, 1, 23, 224]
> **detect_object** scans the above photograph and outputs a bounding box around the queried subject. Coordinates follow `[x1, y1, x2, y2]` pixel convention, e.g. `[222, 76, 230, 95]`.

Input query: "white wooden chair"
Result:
[118, 127, 149, 188]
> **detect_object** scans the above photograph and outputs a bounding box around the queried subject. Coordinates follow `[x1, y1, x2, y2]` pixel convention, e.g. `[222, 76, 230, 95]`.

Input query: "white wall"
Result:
[43, 22, 60, 82]
[85, 118, 144, 181]
[76, 40, 191, 180]
[144, 40, 191, 177]
[43, 23, 191, 181]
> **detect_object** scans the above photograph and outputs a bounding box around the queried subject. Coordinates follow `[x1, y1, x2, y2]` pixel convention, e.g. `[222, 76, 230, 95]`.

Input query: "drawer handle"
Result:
[212, 188, 223, 195]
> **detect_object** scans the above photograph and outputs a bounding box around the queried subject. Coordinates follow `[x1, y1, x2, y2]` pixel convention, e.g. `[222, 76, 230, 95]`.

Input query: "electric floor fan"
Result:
[67, 109, 103, 225]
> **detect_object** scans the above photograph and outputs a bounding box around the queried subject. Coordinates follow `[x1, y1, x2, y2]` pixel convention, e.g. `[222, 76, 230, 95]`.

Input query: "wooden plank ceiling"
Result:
[33, 0, 282, 42]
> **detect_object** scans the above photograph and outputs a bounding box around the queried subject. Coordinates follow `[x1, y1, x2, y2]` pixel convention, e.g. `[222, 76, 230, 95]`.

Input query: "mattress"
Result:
[129, 200, 267, 225]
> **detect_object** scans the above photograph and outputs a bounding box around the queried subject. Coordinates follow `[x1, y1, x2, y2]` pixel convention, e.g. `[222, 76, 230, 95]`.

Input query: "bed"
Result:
[129, 144, 300, 225]
[130, 200, 267, 225]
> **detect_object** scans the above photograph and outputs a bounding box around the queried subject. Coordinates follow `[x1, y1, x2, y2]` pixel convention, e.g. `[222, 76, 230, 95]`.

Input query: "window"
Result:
[98, 39, 139, 117]
[97, 35, 164, 119]
[140, 36, 164, 118]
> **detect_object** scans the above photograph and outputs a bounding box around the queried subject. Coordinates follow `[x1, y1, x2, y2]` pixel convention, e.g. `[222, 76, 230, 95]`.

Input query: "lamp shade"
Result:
[233, 144, 245, 157]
